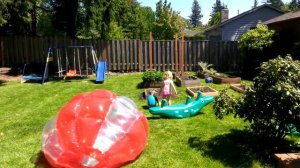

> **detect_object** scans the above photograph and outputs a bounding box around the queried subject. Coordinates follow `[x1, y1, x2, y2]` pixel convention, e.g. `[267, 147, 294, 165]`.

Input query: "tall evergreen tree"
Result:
[189, 0, 203, 27]
[253, 0, 258, 8]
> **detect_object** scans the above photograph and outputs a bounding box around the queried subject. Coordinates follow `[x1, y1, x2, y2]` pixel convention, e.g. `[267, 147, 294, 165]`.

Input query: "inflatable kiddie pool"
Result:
[149, 92, 214, 118]
[42, 89, 149, 168]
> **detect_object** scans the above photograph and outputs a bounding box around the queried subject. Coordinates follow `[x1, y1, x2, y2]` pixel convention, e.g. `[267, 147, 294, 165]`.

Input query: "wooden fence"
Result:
[0, 36, 240, 72]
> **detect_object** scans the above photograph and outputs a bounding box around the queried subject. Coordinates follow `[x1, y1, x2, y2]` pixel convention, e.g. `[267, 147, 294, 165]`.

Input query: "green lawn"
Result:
[0, 74, 272, 168]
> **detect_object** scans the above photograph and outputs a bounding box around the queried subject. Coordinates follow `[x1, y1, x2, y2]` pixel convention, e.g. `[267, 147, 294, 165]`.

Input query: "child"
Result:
[161, 71, 177, 105]
[147, 89, 159, 107]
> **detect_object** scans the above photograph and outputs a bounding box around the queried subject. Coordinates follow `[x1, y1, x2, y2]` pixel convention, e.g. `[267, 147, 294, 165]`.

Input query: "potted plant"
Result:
[141, 70, 163, 88]
[197, 61, 216, 78]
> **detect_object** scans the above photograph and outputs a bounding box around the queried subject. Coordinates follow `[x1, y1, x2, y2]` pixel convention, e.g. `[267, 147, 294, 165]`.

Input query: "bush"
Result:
[238, 24, 276, 78]
[238, 24, 275, 51]
[214, 56, 300, 139]
[142, 70, 163, 83]
[213, 89, 239, 120]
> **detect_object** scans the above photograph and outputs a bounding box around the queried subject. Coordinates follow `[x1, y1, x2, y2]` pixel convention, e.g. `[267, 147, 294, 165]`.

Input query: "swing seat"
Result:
[66, 69, 77, 76]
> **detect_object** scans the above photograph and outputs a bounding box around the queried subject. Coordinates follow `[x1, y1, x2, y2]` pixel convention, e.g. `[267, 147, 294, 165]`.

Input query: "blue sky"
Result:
[137, 0, 291, 24]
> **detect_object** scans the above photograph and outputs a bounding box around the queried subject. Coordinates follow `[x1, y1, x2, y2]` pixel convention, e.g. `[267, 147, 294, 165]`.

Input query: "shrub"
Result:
[238, 24, 275, 51]
[213, 89, 239, 120]
[142, 70, 163, 83]
[238, 24, 276, 78]
[214, 56, 300, 139]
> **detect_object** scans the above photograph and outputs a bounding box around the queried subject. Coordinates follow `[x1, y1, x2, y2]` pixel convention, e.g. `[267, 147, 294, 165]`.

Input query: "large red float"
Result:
[42, 89, 149, 167]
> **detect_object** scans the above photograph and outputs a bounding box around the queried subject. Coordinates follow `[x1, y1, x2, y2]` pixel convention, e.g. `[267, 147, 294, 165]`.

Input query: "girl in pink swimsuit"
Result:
[161, 71, 177, 105]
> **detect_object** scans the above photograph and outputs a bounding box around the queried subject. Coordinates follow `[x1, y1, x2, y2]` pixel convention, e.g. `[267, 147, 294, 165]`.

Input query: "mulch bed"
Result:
[0, 67, 22, 82]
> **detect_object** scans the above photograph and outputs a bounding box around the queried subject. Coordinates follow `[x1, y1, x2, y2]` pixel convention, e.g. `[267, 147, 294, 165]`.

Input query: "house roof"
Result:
[263, 10, 300, 25]
[183, 28, 199, 36]
[203, 4, 284, 32]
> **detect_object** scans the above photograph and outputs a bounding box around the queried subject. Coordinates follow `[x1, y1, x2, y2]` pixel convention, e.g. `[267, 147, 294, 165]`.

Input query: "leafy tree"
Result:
[77, 0, 152, 40]
[214, 56, 300, 139]
[208, 12, 221, 26]
[208, 0, 227, 26]
[112, 0, 143, 39]
[289, 0, 300, 11]
[0, 0, 40, 35]
[153, 0, 184, 40]
[51, 0, 79, 38]
[189, 0, 203, 27]
[0, 0, 10, 26]
[138, 7, 155, 40]
[78, 0, 111, 39]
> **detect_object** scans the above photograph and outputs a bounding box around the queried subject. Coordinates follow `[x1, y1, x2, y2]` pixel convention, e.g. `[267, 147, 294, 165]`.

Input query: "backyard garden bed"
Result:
[175, 75, 200, 87]
[230, 84, 246, 93]
[186, 86, 219, 97]
[212, 75, 241, 84]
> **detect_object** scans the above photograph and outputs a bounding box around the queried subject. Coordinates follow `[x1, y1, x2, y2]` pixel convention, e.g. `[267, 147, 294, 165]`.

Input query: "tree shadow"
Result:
[30, 151, 52, 168]
[188, 129, 299, 167]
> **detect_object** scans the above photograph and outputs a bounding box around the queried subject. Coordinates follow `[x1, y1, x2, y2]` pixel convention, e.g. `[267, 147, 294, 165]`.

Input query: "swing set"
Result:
[22, 45, 101, 84]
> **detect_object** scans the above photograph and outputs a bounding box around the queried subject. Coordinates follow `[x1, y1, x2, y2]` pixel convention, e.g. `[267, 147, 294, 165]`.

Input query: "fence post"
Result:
[180, 31, 185, 75]
[149, 32, 153, 70]
[175, 34, 178, 73]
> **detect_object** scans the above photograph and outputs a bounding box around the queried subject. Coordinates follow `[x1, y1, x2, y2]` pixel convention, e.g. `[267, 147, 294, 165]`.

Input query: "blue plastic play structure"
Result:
[22, 48, 52, 84]
[149, 92, 214, 118]
[95, 61, 107, 83]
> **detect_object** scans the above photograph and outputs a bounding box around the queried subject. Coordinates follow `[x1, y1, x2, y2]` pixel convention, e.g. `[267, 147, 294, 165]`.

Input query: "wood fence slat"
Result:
[138, 40, 143, 71]
[143, 41, 148, 70]
[156, 41, 161, 71]
[118, 40, 123, 70]
[129, 40, 134, 70]
[161, 41, 165, 71]
[133, 40, 138, 71]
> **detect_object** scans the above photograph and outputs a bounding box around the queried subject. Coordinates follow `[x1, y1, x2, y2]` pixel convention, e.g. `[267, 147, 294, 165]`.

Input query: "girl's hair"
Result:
[164, 71, 173, 79]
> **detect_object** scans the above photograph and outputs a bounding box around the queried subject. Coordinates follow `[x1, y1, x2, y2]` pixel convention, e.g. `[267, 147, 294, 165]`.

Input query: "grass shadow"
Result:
[30, 151, 52, 168]
[188, 129, 299, 167]
[0, 79, 6, 86]
[136, 82, 146, 89]
[147, 116, 162, 120]
[142, 105, 149, 110]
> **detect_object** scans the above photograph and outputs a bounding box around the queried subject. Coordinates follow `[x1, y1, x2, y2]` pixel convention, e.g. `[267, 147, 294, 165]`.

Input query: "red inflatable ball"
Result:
[42, 89, 149, 168]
